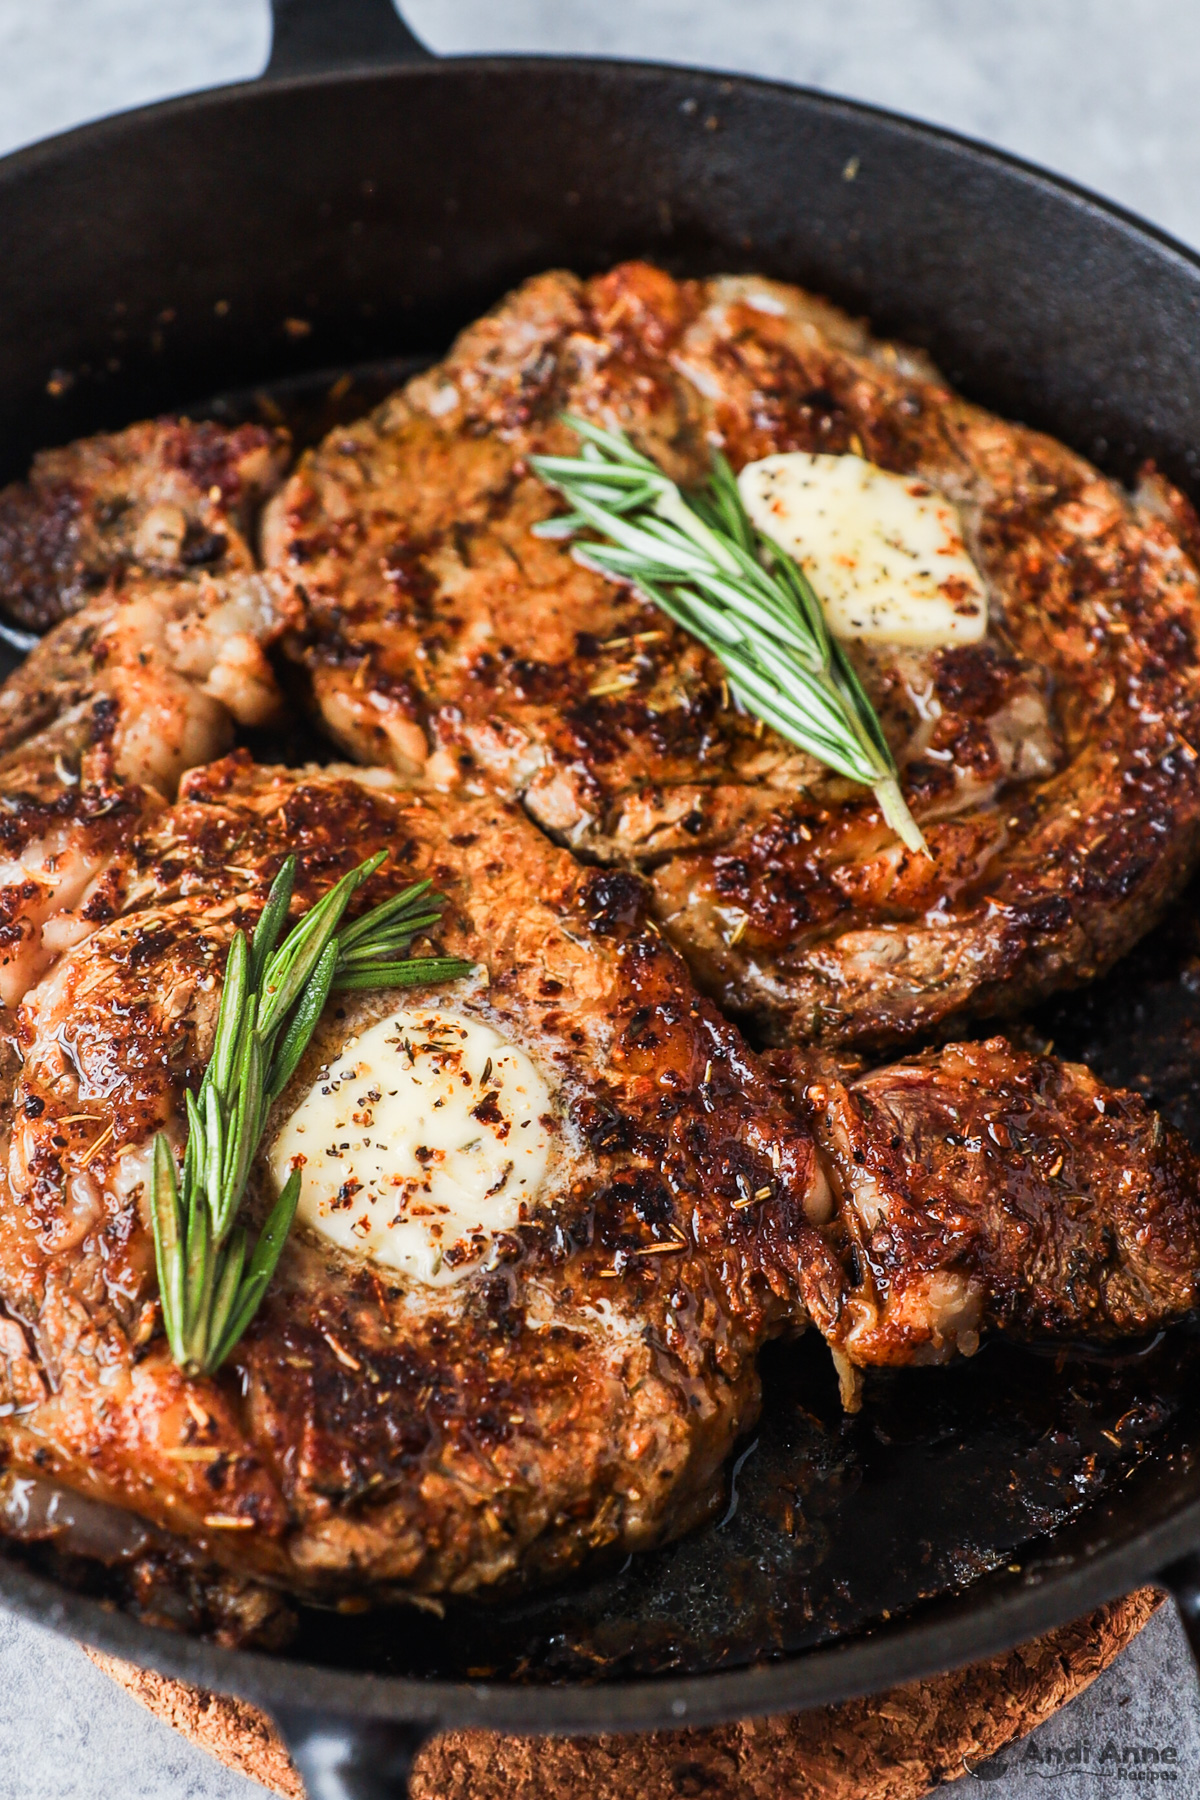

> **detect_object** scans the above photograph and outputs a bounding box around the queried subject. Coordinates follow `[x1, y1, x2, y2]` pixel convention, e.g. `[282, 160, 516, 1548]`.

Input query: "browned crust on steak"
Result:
[266, 262, 1200, 1047]
[772, 1038, 1200, 1367]
[0, 554, 300, 809]
[0, 418, 290, 632]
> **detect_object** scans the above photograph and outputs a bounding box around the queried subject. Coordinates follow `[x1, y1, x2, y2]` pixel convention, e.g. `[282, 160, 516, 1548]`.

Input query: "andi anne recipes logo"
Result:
[967, 1738, 1184, 1783]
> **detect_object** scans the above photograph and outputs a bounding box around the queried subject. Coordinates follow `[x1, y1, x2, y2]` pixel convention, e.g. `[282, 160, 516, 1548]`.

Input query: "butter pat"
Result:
[738, 452, 987, 647]
[269, 1009, 554, 1285]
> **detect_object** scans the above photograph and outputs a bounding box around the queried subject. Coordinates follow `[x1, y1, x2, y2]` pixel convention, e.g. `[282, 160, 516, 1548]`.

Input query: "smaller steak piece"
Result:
[0, 542, 299, 1012]
[775, 1038, 1200, 1386]
[0, 418, 290, 632]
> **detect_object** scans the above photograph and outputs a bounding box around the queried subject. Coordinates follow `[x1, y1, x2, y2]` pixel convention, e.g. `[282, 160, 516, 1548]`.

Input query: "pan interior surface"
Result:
[281, 1326, 1200, 1683]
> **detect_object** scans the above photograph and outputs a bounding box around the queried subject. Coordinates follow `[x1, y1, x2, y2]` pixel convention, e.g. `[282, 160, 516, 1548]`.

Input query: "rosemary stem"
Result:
[873, 775, 929, 855]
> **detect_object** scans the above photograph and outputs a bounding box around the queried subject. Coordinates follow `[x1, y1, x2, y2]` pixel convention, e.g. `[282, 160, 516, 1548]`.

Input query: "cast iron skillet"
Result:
[6, 2, 1200, 1793]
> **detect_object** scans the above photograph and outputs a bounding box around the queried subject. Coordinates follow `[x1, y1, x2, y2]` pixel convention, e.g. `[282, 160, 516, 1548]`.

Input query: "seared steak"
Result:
[0, 561, 296, 796]
[0, 759, 820, 1598]
[265, 262, 1200, 1047]
[0, 417, 289, 632]
[0, 759, 1192, 1604]
[0, 499, 298, 1010]
[772, 1039, 1200, 1397]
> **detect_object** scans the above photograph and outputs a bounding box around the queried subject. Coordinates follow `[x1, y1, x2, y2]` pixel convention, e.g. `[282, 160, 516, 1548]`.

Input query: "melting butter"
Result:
[269, 1009, 555, 1285]
[737, 452, 987, 647]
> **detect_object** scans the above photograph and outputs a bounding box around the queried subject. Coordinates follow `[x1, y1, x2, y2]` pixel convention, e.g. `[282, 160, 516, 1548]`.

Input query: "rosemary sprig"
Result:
[530, 415, 927, 855]
[150, 854, 472, 1376]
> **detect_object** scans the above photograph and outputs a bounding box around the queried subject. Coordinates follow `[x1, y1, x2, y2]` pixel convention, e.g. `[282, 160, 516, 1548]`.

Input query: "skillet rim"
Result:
[0, 48, 1198, 1728]
[1, 50, 1198, 297]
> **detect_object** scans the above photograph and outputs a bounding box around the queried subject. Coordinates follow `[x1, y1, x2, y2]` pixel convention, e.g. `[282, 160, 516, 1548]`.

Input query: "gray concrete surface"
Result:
[0, 4, 1198, 1796]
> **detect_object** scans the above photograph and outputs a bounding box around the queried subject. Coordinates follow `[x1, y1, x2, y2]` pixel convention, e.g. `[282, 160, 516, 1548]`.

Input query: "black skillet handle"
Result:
[1160, 1553, 1200, 1675]
[270, 1705, 435, 1800]
[265, 0, 434, 79]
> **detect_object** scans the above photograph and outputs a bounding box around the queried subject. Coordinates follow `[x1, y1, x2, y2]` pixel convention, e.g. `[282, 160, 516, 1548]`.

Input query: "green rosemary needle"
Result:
[530, 415, 927, 855]
[150, 853, 472, 1377]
